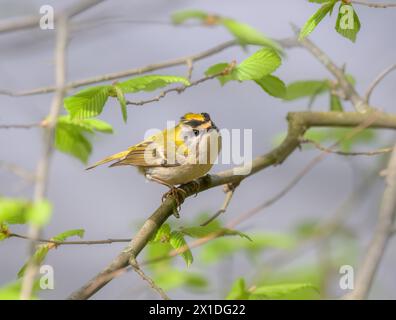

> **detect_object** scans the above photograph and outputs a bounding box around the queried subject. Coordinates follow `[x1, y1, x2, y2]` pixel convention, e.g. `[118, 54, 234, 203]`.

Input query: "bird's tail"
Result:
[86, 150, 129, 170]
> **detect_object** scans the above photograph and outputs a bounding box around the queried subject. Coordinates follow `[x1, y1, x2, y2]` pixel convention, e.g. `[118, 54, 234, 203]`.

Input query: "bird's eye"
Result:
[193, 129, 200, 136]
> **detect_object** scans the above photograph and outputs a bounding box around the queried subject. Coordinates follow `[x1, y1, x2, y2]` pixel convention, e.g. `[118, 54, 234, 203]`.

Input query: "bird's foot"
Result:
[162, 187, 187, 218]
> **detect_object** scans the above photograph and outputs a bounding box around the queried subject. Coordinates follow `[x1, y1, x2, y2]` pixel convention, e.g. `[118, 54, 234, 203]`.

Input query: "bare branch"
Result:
[129, 258, 170, 300]
[293, 25, 369, 113]
[0, 122, 42, 130]
[20, 15, 69, 300]
[201, 183, 238, 226]
[68, 111, 396, 300]
[365, 63, 396, 103]
[126, 73, 220, 106]
[0, 37, 298, 97]
[8, 233, 131, 245]
[0, 40, 238, 97]
[0, 161, 35, 182]
[300, 138, 392, 156]
[350, 0, 396, 8]
[345, 143, 396, 300]
[0, 0, 106, 34]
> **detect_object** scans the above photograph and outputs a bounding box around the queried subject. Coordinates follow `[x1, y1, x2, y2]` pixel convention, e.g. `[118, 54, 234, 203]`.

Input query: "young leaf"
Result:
[64, 85, 111, 119]
[255, 75, 286, 98]
[330, 93, 344, 111]
[55, 116, 113, 164]
[113, 84, 128, 123]
[169, 231, 193, 267]
[234, 48, 281, 81]
[26, 200, 52, 227]
[250, 283, 318, 300]
[220, 18, 283, 52]
[0, 281, 39, 300]
[204, 62, 229, 77]
[284, 80, 329, 100]
[55, 120, 92, 163]
[17, 245, 49, 278]
[117, 75, 190, 93]
[0, 198, 30, 225]
[0, 223, 9, 241]
[171, 10, 209, 25]
[335, 4, 361, 42]
[299, 1, 335, 40]
[181, 224, 252, 241]
[51, 229, 85, 242]
[79, 118, 113, 133]
[153, 268, 208, 291]
[226, 278, 250, 300]
[152, 223, 171, 243]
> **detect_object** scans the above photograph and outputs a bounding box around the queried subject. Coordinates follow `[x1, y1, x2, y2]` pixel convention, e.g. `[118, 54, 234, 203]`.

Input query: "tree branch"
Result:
[350, 0, 396, 8]
[8, 233, 131, 245]
[20, 15, 69, 300]
[0, 0, 106, 34]
[344, 143, 396, 300]
[365, 63, 396, 103]
[67, 111, 396, 300]
[300, 138, 392, 156]
[294, 26, 369, 113]
[0, 37, 297, 97]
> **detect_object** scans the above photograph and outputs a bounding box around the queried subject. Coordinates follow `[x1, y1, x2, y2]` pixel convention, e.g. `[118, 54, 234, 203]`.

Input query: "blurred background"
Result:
[0, 0, 395, 299]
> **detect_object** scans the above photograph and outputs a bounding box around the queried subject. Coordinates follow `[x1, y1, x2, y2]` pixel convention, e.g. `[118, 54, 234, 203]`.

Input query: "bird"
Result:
[86, 112, 221, 211]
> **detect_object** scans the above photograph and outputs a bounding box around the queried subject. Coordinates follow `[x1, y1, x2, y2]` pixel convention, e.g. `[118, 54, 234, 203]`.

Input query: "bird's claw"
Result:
[162, 187, 187, 218]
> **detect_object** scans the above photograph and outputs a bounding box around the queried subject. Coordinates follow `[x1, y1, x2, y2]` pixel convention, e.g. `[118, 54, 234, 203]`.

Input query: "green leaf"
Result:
[0, 223, 9, 241]
[250, 283, 318, 300]
[117, 75, 190, 93]
[55, 116, 112, 163]
[200, 232, 296, 263]
[299, 2, 335, 40]
[255, 75, 286, 98]
[153, 269, 207, 291]
[335, 4, 361, 42]
[26, 200, 52, 227]
[113, 84, 128, 123]
[64, 85, 111, 119]
[51, 229, 85, 242]
[0, 198, 30, 225]
[0, 281, 39, 300]
[80, 118, 113, 133]
[204, 62, 234, 86]
[233, 48, 281, 81]
[171, 10, 209, 25]
[169, 231, 193, 267]
[17, 245, 50, 278]
[181, 224, 252, 241]
[152, 223, 171, 243]
[55, 119, 92, 163]
[284, 80, 329, 100]
[226, 278, 250, 300]
[330, 93, 344, 111]
[221, 18, 283, 52]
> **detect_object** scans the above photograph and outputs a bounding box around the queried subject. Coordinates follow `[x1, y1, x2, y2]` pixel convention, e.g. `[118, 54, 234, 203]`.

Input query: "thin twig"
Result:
[201, 183, 238, 226]
[0, 161, 35, 182]
[186, 58, 194, 81]
[300, 138, 392, 156]
[365, 63, 396, 103]
[345, 143, 396, 300]
[0, 123, 42, 129]
[126, 74, 220, 106]
[130, 258, 170, 300]
[20, 15, 69, 301]
[8, 233, 131, 245]
[293, 24, 369, 113]
[0, 0, 106, 34]
[0, 40, 237, 97]
[0, 37, 297, 97]
[350, 0, 396, 8]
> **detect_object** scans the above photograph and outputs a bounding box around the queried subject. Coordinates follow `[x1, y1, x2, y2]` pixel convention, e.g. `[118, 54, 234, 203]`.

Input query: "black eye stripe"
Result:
[184, 120, 204, 127]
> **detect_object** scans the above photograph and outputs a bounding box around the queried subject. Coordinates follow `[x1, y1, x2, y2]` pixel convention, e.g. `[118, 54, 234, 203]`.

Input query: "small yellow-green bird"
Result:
[87, 113, 221, 202]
